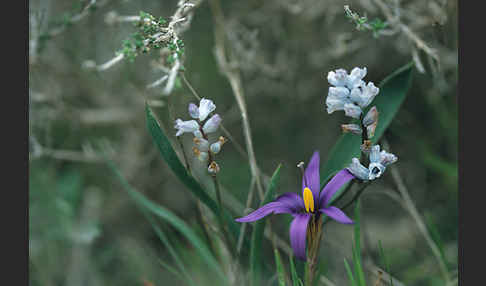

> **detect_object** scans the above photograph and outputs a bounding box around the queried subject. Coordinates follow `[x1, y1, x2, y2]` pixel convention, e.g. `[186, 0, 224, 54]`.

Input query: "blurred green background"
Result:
[29, 0, 457, 285]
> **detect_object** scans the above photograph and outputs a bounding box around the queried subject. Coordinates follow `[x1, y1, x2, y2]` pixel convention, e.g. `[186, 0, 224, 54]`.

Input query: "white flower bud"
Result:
[208, 161, 220, 174]
[174, 119, 200, 137]
[193, 130, 203, 138]
[210, 142, 221, 154]
[198, 98, 216, 121]
[193, 137, 209, 152]
[380, 150, 398, 166]
[188, 103, 200, 119]
[369, 145, 381, 163]
[327, 69, 348, 87]
[359, 82, 379, 108]
[347, 67, 367, 88]
[341, 124, 362, 135]
[192, 147, 208, 162]
[328, 86, 350, 99]
[347, 158, 370, 181]
[326, 96, 346, 114]
[363, 106, 378, 127]
[202, 114, 221, 134]
[343, 103, 362, 119]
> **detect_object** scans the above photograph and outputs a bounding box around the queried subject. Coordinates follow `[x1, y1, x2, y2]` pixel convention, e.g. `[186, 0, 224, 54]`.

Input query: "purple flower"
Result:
[235, 151, 355, 260]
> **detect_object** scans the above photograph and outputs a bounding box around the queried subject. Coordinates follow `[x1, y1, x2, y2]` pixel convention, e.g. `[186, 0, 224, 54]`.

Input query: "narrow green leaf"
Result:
[274, 248, 288, 286]
[289, 256, 300, 286]
[143, 211, 196, 286]
[105, 158, 228, 283]
[145, 104, 241, 240]
[320, 62, 414, 183]
[344, 258, 358, 286]
[353, 200, 366, 286]
[378, 240, 393, 286]
[158, 259, 185, 282]
[250, 164, 282, 286]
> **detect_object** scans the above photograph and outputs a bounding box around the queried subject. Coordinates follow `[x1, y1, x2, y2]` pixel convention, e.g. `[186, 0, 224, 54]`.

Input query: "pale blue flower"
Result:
[347, 145, 398, 181]
[174, 119, 199, 137]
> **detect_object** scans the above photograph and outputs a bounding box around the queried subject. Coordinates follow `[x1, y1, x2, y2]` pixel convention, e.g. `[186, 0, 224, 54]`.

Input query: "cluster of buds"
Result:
[174, 98, 226, 175]
[325, 67, 397, 181]
[326, 67, 379, 119]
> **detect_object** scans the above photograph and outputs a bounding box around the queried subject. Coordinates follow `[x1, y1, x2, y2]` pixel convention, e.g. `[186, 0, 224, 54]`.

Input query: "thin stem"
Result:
[340, 182, 371, 211]
[209, 0, 265, 200]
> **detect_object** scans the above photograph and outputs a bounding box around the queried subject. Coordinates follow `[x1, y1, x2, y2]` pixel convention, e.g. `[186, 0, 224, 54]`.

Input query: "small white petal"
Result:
[198, 98, 216, 121]
[174, 119, 199, 137]
[341, 124, 362, 135]
[347, 67, 367, 88]
[326, 96, 346, 114]
[347, 158, 370, 181]
[327, 69, 348, 87]
[368, 162, 385, 180]
[202, 114, 222, 134]
[343, 103, 362, 119]
[359, 82, 379, 108]
[328, 86, 350, 99]
[188, 103, 200, 119]
[194, 137, 209, 152]
[380, 150, 398, 166]
[369, 145, 381, 163]
[363, 106, 378, 127]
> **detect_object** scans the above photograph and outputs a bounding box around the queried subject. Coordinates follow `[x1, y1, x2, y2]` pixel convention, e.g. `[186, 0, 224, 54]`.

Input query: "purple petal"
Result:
[235, 202, 294, 223]
[319, 169, 355, 207]
[275, 192, 305, 212]
[319, 206, 354, 224]
[302, 151, 320, 201]
[290, 213, 311, 261]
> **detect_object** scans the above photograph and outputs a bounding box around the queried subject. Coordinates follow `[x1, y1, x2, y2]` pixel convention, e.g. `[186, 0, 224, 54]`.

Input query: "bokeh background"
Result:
[29, 0, 458, 285]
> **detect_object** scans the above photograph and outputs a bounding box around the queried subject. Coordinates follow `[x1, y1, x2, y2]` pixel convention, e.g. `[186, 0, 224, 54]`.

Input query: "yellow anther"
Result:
[303, 187, 315, 213]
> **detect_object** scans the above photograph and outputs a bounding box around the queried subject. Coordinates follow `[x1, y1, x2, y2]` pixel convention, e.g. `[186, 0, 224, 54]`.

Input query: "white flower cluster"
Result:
[347, 145, 397, 181]
[174, 98, 225, 174]
[326, 67, 379, 119]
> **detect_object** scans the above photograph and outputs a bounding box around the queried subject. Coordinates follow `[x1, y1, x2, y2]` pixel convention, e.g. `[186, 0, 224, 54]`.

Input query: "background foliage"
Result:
[29, 0, 457, 285]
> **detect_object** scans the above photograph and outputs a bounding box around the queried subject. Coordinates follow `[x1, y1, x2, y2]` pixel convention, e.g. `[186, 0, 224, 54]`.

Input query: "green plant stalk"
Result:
[305, 215, 324, 286]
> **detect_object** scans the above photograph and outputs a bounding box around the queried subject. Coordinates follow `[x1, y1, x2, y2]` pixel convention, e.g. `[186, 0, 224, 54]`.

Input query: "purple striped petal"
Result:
[275, 192, 305, 212]
[290, 213, 311, 261]
[319, 206, 354, 224]
[302, 151, 320, 200]
[319, 169, 355, 207]
[235, 202, 294, 223]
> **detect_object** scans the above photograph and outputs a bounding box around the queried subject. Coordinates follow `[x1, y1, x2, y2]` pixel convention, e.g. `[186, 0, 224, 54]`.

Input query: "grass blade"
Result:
[274, 248, 288, 286]
[378, 240, 393, 286]
[250, 164, 282, 286]
[289, 256, 300, 286]
[344, 258, 357, 286]
[105, 157, 228, 284]
[353, 200, 366, 286]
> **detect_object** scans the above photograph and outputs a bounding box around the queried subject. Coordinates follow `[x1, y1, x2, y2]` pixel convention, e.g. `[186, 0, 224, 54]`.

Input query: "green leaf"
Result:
[145, 104, 241, 240]
[320, 62, 414, 194]
[105, 158, 228, 284]
[344, 258, 358, 286]
[352, 200, 366, 286]
[289, 256, 300, 286]
[250, 164, 282, 286]
[274, 248, 288, 286]
[143, 211, 196, 286]
[378, 240, 393, 286]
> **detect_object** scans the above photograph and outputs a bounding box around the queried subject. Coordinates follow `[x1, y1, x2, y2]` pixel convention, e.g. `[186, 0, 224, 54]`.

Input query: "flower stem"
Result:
[305, 215, 324, 286]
